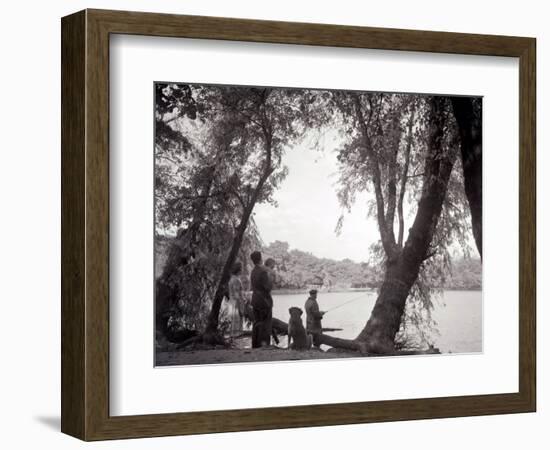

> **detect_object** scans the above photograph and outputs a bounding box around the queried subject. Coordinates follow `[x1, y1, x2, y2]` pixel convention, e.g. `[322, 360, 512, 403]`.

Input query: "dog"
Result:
[287, 307, 312, 350]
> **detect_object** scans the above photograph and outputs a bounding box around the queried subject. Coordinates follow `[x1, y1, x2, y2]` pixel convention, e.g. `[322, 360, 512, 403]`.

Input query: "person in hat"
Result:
[305, 289, 325, 348]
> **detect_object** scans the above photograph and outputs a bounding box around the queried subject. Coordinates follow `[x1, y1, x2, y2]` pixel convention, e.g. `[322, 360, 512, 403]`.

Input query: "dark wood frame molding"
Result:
[61, 9, 536, 441]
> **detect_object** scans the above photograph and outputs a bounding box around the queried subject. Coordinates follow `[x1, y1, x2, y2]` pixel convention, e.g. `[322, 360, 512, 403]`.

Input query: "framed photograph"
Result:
[61, 9, 536, 440]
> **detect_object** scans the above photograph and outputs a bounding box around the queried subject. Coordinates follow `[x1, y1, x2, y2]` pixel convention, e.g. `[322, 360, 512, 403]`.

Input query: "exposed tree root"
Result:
[315, 333, 368, 354]
[315, 332, 440, 356]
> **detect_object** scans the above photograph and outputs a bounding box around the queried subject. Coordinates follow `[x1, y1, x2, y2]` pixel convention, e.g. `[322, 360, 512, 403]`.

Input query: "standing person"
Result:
[264, 258, 280, 345]
[226, 262, 245, 343]
[305, 289, 325, 348]
[250, 251, 273, 348]
[264, 258, 277, 284]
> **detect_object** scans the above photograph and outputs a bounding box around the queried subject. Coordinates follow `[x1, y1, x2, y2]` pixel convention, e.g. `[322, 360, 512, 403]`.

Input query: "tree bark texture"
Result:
[450, 97, 483, 258]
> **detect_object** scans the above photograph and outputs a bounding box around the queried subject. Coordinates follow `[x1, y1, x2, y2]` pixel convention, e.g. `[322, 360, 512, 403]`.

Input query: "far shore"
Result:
[271, 287, 374, 295]
[271, 287, 482, 295]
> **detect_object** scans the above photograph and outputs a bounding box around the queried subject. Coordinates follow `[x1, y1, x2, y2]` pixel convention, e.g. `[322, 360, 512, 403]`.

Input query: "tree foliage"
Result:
[300, 91, 475, 349]
[154, 83, 481, 352]
[155, 84, 307, 336]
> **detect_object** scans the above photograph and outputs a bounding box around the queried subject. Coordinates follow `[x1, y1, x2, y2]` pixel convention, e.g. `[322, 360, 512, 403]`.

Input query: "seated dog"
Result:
[287, 307, 312, 350]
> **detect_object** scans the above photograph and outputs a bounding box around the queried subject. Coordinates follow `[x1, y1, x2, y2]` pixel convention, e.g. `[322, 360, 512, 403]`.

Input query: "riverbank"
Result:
[155, 338, 443, 366]
[156, 345, 359, 366]
[156, 332, 363, 366]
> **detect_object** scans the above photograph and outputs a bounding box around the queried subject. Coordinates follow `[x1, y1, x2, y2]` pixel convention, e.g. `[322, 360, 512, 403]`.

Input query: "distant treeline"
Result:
[156, 237, 481, 291]
[261, 241, 377, 290]
[262, 241, 481, 291]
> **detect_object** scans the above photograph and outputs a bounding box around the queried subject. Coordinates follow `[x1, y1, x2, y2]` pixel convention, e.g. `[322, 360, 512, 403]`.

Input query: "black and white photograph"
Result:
[154, 82, 482, 366]
[1, 0, 544, 446]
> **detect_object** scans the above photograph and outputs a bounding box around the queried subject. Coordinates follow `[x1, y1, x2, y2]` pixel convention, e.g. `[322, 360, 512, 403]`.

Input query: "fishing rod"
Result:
[323, 291, 371, 313]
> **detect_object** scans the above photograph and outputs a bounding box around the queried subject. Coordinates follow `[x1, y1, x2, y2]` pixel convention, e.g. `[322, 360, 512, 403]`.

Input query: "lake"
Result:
[271, 290, 482, 354]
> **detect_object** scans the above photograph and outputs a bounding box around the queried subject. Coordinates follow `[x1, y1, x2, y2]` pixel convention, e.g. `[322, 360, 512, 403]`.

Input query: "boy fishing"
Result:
[304, 289, 325, 348]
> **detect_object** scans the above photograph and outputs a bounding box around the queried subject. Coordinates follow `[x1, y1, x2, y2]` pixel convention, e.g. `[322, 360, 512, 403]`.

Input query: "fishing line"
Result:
[323, 292, 371, 313]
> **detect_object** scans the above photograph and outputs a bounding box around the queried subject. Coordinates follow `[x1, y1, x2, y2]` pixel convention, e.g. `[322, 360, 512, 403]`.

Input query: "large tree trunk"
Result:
[450, 97, 482, 257]
[355, 97, 456, 353]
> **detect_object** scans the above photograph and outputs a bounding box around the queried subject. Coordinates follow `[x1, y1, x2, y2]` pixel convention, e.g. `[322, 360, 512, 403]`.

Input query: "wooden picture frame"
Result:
[61, 9, 536, 441]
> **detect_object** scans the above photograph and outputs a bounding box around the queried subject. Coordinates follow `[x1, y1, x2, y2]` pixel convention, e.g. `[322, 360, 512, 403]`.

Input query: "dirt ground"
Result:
[155, 335, 361, 366]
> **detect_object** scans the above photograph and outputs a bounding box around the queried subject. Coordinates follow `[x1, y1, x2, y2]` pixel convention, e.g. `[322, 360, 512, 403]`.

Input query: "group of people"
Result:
[225, 250, 325, 349]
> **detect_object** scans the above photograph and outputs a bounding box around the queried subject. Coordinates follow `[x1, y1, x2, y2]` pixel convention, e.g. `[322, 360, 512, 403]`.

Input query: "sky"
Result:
[253, 133, 380, 263]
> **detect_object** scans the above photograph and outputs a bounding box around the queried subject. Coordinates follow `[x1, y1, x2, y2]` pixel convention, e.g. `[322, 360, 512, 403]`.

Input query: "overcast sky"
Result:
[253, 134, 379, 263]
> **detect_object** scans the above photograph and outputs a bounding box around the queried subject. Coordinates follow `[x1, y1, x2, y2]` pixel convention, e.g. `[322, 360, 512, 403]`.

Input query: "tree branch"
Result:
[352, 94, 395, 257]
[398, 107, 416, 247]
[385, 115, 400, 246]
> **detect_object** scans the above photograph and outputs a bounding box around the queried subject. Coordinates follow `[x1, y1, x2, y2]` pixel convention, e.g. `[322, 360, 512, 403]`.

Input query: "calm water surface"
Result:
[271, 290, 482, 354]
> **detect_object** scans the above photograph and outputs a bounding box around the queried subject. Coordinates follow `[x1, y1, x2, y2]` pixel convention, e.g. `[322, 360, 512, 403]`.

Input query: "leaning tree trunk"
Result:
[355, 97, 457, 354]
[205, 135, 274, 334]
[450, 97, 482, 258]
[204, 202, 256, 335]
